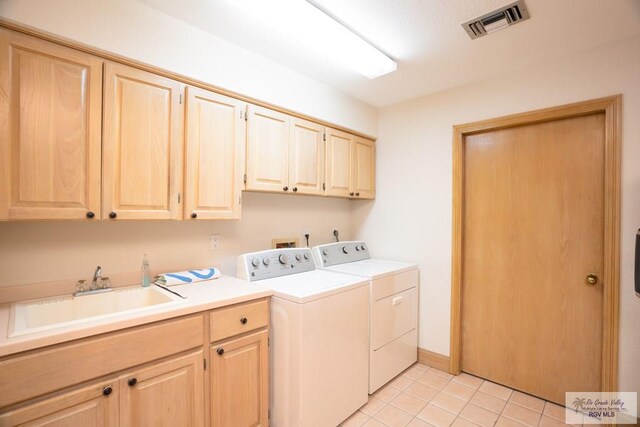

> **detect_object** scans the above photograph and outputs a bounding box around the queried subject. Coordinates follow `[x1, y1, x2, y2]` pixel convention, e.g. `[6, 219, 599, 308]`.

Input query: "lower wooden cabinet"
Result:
[120, 350, 204, 427]
[210, 330, 269, 427]
[0, 379, 118, 426]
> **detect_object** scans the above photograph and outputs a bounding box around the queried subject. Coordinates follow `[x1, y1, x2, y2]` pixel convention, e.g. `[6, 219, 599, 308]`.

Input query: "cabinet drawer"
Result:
[0, 314, 204, 408]
[210, 299, 269, 342]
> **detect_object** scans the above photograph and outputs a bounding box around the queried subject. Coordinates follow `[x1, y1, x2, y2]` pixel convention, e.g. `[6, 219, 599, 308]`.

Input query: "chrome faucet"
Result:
[91, 266, 102, 290]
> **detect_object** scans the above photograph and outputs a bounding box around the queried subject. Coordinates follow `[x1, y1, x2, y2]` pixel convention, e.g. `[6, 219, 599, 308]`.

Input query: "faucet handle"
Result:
[99, 277, 111, 290]
[76, 280, 87, 293]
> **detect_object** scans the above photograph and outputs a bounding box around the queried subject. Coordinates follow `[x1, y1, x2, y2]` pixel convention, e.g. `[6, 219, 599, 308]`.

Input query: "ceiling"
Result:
[136, 0, 640, 107]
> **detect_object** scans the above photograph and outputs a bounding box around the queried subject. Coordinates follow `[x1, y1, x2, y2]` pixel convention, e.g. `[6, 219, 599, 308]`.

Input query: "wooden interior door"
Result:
[184, 86, 245, 220]
[461, 113, 606, 404]
[210, 330, 268, 427]
[245, 104, 289, 193]
[289, 117, 325, 196]
[119, 350, 204, 427]
[352, 137, 376, 199]
[0, 29, 102, 220]
[324, 127, 353, 197]
[102, 62, 183, 220]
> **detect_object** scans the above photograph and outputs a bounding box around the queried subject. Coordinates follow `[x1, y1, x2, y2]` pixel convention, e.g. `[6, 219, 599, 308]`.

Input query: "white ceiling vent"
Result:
[462, 0, 530, 40]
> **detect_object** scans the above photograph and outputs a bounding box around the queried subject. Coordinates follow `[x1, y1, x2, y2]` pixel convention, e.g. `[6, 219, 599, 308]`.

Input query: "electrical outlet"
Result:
[210, 234, 221, 250]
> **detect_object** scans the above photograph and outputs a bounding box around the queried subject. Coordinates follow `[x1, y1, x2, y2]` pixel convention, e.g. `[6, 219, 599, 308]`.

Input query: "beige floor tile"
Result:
[362, 418, 388, 427]
[430, 391, 468, 415]
[391, 392, 429, 416]
[417, 404, 457, 427]
[405, 382, 440, 402]
[501, 402, 542, 427]
[391, 374, 415, 391]
[495, 416, 527, 426]
[341, 411, 370, 427]
[543, 402, 566, 421]
[413, 362, 429, 372]
[450, 417, 480, 426]
[538, 415, 570, 427]
[417, 372, 451, 389]
[403, 366, 427, 380]
[407, 418, 433, 427]
[374, 404, 414, 427]
[470, 391, 507, 414]
[360, 396, 387, 416]
[509, 391, 545, 413]
[442, 382, 476, 401]
[376, 384, 403, 402]
[458, 403, 499, 427]
[429, 368, 455, 380]
[451, 373, 484, 390]
[478, 381, 513, 400]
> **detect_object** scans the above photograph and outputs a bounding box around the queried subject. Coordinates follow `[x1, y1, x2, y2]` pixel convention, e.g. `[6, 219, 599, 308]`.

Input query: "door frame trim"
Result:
[450, 95, 621, 393]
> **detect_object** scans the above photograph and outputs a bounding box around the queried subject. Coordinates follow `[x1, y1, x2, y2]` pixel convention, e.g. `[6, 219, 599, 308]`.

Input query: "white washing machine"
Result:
[237, 247, 369, 427]
[312, 241, 419, 393]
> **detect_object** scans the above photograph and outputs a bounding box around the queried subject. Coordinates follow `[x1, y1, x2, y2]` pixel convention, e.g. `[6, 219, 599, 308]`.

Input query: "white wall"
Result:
[0, 0, 378, 136]
[353, 35, 640, 395]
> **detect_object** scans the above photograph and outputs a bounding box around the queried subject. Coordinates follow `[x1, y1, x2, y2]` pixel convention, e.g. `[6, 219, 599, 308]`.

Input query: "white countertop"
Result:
[0, 275, 272, 357]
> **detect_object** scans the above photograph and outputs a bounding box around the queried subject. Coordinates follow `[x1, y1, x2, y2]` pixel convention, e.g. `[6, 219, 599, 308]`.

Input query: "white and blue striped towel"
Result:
[158, 268, 221, 286]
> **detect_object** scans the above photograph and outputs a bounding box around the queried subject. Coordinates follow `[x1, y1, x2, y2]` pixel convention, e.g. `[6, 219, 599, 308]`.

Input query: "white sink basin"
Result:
[9, 286, 184, 337]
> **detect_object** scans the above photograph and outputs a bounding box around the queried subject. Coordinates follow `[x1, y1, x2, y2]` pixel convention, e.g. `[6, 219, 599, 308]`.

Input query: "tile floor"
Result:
[341, 362, 582, 427]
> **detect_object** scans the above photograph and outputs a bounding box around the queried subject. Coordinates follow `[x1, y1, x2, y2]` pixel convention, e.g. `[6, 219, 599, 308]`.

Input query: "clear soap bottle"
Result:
[142, 254, 151, 287]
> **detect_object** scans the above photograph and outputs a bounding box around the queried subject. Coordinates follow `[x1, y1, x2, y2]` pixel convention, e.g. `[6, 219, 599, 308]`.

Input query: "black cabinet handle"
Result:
[349, 192, 354, 196]
[103, 386, 113, 396]
[191, 213, 197, 219]
[217, 348, 224, 355]
[109, 212, 117, 219]
[86, 211, 95, 219]
[356, 192, 360, 196]
[240, 317, 248, 324]
[292, 187, 298, 192]
[127, 378, 137, 387]
[283, 186, 289, 191]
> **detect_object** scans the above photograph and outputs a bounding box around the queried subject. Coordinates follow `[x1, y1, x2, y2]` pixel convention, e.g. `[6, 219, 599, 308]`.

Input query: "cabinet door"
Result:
[0, 29, 102, 220]
[352, 137, 375, 199]
[289, 117, 325, 196]
[324, 127, 353, 197]
[0, 379, 118, 426]
[119, 350, 204, 427]
[185, 87, 245, 220]
[102, 62, 183, 220]
[211, 330, 268, 427]
[245, 105, 289, 193]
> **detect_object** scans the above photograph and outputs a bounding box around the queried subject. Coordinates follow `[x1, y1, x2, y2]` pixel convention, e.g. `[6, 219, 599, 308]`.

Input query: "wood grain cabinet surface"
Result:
[0, 28, 103, 220]
[325, 128, 375, 199]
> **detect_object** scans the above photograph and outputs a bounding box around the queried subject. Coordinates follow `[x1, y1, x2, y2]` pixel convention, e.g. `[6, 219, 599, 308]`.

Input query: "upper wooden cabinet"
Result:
[0, 29, 103, 220]
[289, 117, 325, 196]
[352, 137, 376, 199]
[325, 128, 375, 199]
[325, 128, 354, 198]
[102, 62, 184, 220]
[184, 87, 246, 220]
[245, 105, 290, 192]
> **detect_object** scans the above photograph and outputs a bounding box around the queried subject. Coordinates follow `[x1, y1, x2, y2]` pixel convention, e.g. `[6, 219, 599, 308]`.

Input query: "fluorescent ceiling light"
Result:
[226, 0, 397, 79]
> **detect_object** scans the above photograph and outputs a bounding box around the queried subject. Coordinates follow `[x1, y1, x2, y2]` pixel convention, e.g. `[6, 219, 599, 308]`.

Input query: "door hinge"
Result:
[203, 358, 207, 370]
[268, 337, 270, 346]
[243, 174, 247, 184]
[322, 182, 326, 191]
[268, 409, 271, 420]
[179, 93, 183, 104]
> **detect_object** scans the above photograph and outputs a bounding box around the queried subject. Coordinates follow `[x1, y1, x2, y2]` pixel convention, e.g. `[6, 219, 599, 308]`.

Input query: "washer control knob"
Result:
[295, 254, 301, 261]
[278, 254, 288, 264]
[355, 246, 360, 251]
[303, 253, 310, 260]
[251, 258, 259, 268]
[342, 246, 349, 254]
[322, 249, 328, 256]
[361, 245, 366, 251]
[262, 257, 270, 266]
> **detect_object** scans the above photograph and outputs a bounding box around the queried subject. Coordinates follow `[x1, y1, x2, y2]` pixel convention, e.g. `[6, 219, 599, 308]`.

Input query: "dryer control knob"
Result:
[303, 253, 310, 260]
[322, 249, 328, 256]
[251, 258, 259, 268]
[278, 254, 288, 265]
[295, 254, 302, 261]
[360, 245, 366, 251]
[262, 257, 270, 266]
[342, 246, 349, 254]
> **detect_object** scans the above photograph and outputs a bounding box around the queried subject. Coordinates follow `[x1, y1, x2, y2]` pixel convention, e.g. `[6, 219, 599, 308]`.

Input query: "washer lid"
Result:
[321, 259, 417, 280]
[260, 270, 368, 303]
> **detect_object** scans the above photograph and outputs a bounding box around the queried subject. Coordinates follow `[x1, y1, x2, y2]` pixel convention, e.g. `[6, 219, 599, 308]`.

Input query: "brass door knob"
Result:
[586, 274, 599, 286]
